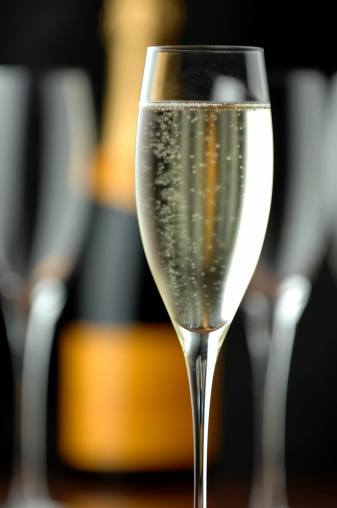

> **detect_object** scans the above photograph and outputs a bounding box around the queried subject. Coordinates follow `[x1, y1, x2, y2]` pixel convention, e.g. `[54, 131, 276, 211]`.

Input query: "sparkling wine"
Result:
[136, 101, 273, 336]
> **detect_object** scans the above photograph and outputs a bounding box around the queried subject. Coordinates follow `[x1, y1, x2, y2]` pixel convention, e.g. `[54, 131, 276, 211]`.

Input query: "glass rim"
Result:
[147, 45, 265, 54]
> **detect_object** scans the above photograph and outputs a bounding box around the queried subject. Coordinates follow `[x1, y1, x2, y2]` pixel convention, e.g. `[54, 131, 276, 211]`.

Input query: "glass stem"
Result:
[1, 278, 66, 503]
[21, 279, 66, 499]
[244, 275, 311, 508]
[184, 332, 220, 508]
[1, 296, 28, 500]
[262, 276, 310, 508]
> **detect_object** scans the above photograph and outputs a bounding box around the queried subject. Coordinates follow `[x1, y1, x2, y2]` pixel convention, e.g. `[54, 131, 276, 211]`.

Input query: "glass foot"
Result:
[1, 496, 65, 508]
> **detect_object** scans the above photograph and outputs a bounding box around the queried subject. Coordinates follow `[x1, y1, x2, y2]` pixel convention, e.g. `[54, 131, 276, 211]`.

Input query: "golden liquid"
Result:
[136, 102, 273, 331]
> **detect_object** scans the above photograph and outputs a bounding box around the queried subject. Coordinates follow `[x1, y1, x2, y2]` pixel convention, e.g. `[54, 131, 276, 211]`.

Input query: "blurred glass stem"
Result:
[2, 278, 66, 506]
[244, 275, 311, 508]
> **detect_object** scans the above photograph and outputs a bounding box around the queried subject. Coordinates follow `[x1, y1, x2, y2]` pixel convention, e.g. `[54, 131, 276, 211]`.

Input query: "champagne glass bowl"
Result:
[135, 46, 273, 508]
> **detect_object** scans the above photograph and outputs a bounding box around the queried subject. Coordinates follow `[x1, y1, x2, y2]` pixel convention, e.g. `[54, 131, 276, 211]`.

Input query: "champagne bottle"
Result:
[56, 0, 224, 474]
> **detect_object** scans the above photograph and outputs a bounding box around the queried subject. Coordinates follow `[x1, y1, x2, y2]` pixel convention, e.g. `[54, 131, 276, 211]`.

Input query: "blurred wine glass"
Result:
[242, 68, 332, 508]
[0, 66, 96, 507]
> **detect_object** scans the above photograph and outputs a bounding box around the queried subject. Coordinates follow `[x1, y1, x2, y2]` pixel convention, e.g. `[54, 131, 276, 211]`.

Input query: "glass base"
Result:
[1, 496, 65, 508]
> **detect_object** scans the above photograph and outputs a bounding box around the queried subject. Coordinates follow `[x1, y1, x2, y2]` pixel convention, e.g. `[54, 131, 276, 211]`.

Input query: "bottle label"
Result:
[58, 321, 224, 471]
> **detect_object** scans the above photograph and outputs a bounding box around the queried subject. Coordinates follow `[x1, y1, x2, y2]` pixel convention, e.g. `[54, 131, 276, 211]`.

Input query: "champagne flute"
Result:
[243, 69, 330, 508]
[135, 46, 273, 508]
[0, 66, 96, 507]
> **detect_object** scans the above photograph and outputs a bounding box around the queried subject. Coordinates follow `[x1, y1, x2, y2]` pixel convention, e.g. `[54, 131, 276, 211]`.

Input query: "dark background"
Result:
[0, 0, 337, 488]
